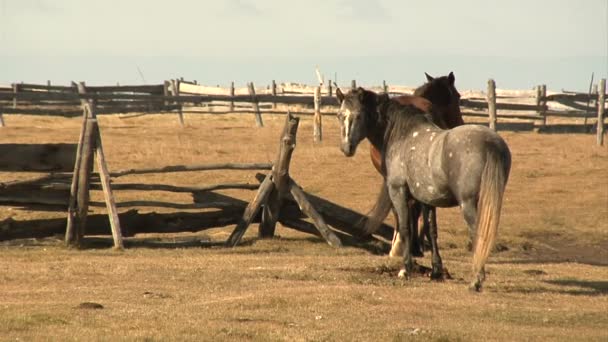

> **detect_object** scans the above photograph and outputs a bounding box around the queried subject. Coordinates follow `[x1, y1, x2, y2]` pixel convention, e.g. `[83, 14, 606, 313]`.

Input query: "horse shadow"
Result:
[542, 279, 608, 296]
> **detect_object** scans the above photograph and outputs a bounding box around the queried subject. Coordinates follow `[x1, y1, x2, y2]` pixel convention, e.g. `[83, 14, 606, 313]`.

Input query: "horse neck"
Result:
[365, 101, 392, 151]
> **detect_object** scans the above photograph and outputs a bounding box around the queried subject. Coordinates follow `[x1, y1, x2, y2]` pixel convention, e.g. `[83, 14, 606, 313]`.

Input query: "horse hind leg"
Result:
[461, 198, 478, 252]
[387, 184, 413, 279]
[427, 206, 444, 280]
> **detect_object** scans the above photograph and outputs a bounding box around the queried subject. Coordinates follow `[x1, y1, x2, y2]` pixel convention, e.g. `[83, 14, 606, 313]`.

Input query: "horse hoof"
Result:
[468, 281, 483, 292]
[430, 271, 444, 281]
[412, 249, 424, 258]
[397, 269, 408, 279]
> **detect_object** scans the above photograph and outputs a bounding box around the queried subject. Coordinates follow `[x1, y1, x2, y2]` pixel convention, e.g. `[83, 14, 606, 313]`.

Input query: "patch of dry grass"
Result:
[0, 112, 607, 341]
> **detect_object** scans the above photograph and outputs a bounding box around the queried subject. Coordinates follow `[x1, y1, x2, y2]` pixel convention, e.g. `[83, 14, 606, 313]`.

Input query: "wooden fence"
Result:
[0, 98, 394, 248]
[0, 77, 606, 145]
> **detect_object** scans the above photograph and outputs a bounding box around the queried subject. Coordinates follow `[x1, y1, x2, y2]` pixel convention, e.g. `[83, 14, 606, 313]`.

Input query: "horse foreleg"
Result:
[387, 184, 413, 279]
[420, 205, 432, 252]
[409, 201, 424, 257]
[428, 206, 444, 280]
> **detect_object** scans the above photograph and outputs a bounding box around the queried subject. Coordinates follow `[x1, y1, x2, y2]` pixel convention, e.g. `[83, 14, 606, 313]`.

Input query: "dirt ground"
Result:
[0, 112, 607, 341]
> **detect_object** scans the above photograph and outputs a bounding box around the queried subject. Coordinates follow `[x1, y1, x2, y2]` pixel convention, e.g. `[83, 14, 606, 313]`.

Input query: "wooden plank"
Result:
[226, 173, 274, 247]
[487, 79, 497, 131]
[248, 82, 264, 127]
[110, 162, 272, 178]
[598, 79, 606, 146]
[26, 180, 259, 195]
[288, 179, 342, 247]
[74, 116, 96, 245]
[460, 98, 547, 111]
[2, 208, 253, 241]
[65, 110, 88, 246]
[93, 120, 123, 249]
[0, 91, 340, 106]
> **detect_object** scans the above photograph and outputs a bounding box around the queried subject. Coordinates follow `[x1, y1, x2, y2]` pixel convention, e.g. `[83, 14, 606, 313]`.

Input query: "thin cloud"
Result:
[3, 0, 62, 14]
[338, 0, 391, 22]
[225, 0, 261, 16]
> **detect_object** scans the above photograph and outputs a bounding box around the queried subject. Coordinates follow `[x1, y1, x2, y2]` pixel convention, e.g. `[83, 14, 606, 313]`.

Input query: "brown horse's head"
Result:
[414, 72, 464, 129]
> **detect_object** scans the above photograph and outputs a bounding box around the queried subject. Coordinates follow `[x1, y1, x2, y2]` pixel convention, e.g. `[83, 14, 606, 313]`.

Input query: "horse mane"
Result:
[376, 94, 432, 153]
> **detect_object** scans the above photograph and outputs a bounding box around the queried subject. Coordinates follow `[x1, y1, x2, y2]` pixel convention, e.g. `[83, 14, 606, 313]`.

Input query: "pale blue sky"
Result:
[1, 0, 606, 90]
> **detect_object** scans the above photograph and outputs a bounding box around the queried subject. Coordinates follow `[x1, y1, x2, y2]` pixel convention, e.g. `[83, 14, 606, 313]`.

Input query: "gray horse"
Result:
[336, 87, 511, 291]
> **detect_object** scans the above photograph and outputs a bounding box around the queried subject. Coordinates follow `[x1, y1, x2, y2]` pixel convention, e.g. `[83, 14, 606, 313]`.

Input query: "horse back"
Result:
[441, 125, 511, 201]
[393, 95, 433, 113]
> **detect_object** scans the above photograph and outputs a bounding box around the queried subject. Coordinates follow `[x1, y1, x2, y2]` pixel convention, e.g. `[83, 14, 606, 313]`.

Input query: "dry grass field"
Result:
[0, 112, 607, 341]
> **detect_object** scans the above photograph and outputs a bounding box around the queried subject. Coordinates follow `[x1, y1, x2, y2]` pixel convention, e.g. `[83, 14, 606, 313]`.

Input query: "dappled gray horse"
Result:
[336, 87, 511, 291]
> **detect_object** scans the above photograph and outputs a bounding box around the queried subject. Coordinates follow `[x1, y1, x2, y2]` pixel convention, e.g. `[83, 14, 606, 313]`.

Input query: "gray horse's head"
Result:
[335, 87, 377, 157]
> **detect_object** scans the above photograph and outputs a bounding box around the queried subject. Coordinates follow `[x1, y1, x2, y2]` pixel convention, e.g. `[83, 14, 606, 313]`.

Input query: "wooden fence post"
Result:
[351, 80, 357, 90]
[383, 80, 388, 93]
[248, 82, 263, 127]
[229, 81, 235, 112]
[163, 80, 170, 106]
[487, 79, 497, 131]
[314, 86, 322, 142]
[12, 83, 18, 109]
[598, 79, 606, 146]
[327, 82, 332, 97]
[540, 84, 547, 129]
[170, 79, 184, 126]
[271, 80, 277, 109]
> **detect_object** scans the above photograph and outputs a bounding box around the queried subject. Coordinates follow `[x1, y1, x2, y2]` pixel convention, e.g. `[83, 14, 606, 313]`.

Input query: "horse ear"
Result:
[356, 87, 366, 100]
[336, 87, 344, 103]
[425, 72, 434, 82]
[448, 71, 455, 85]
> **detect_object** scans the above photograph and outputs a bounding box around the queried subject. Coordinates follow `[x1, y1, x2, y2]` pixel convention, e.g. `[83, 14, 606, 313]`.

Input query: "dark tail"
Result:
[362, 180, 393, 234]
[470, 148, 509, 291]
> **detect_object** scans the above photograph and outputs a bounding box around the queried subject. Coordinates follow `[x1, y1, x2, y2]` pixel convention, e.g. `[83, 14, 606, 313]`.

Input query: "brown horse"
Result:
[368, 72, 464, 258]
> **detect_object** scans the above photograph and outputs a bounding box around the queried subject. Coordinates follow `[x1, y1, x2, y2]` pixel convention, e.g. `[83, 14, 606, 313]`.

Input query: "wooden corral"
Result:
[1, 78, 605, 144]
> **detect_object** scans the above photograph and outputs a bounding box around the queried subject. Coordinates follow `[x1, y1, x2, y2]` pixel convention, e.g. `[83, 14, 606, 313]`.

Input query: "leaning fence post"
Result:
[597, 79, 606, 146]
[487, 79, 497, 131]
[248, 82, 263, 127]
[314, 86, 322, 142]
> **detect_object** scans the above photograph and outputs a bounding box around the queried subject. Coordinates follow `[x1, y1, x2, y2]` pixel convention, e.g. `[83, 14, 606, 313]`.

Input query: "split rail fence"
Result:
[0, 77, 606, 144]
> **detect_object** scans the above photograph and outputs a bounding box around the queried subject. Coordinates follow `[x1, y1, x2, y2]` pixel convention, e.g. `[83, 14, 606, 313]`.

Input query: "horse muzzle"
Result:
[341, 142, 356, 157]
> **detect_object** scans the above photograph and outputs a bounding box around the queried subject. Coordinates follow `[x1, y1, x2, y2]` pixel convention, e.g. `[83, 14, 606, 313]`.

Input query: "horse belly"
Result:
[405, 163, 457, 207]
